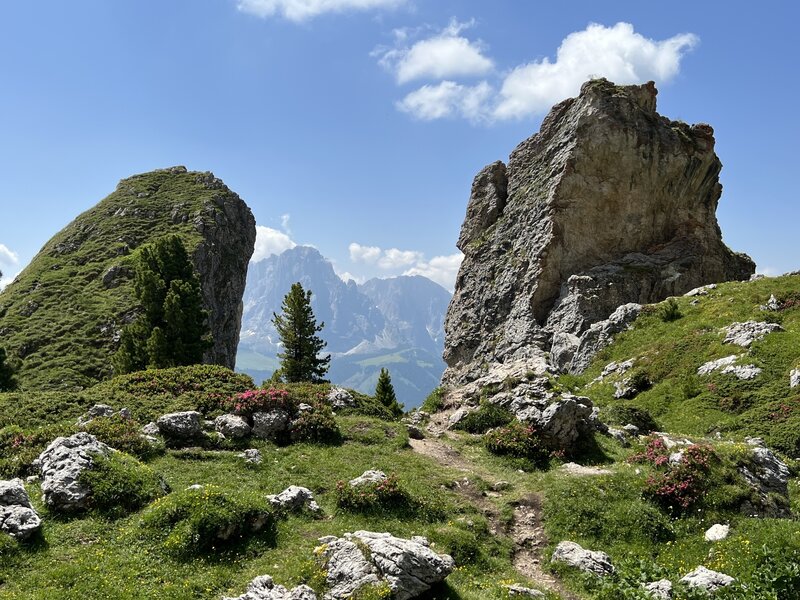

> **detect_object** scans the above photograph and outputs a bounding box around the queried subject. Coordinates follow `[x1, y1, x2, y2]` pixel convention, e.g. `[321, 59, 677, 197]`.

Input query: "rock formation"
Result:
[0, 166, 255, 389]
[443, 79, 754, 385]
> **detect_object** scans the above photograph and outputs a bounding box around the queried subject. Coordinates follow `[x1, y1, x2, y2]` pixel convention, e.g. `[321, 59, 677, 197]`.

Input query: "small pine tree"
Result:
[375, 368, 403, 418]
[114, 235, 211, 374]
[272, 282, 330, 383]
[0, 347, 16, 391]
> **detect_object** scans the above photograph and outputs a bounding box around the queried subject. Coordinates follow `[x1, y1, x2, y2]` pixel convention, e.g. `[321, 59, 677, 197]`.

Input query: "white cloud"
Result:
[385, 22, 697, 123]
[349, 242, 382, 263]
[397, 80, 492, 122]
[404, 253, 463, 291]
[376, 19, 493, 84]
[280, 213, 291, 233]
[377, 247, 423, 269]
[493, 22, 697, 120]
[0, 244, 20, 292]
[237, 0, 404, 22]
[251, 225, 296, 262]
[348, 241, 462, 291]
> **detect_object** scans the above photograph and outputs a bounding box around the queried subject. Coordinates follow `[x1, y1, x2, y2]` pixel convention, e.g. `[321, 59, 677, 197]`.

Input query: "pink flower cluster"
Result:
[224, 388, 292, 415]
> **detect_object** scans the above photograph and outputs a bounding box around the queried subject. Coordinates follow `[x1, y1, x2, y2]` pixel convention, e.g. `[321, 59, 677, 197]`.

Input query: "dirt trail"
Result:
[409, 436, 578, 600]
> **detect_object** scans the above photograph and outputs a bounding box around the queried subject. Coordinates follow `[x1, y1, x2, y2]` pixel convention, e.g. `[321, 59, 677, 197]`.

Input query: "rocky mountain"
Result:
[0, 166, 255, 390]
[237, 246, 450, 407]
[443, 79, 755, 388]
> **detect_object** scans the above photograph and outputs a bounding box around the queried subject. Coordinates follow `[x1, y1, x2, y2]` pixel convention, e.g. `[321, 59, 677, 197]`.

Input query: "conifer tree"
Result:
[375, 367, 403, 417]
[114, 235, 211, 374]
[272, 282, 330, 383]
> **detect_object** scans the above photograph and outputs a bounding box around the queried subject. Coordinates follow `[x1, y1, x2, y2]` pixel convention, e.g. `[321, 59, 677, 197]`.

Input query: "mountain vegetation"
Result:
[272, 283, 330, 384]
[114, 235, 211, 374]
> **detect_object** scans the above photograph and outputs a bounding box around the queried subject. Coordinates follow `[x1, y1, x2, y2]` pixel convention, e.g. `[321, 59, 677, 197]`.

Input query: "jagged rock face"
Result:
[444, 79, 755, 384]
[0, 166, 255, 389]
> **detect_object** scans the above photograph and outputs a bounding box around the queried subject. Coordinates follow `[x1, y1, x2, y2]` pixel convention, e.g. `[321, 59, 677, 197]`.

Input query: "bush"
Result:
[79, 452, 167, 517]
[140, 485, 274, 557]
[291, 404, 342, 445]
[601, 405, 658, 433]
[658, 298, 683, 322]
[84, 365, 254, 422]
[421, 387, 444, 413]
[452, 402, 513, 434]
[0, 423, 72, 478]
[82, 415, 163, 460]
[335, 473, 411, 513]
[224, 388, 294, 416]
[631, 438, 716, 512]
[483, 421, 549, 464]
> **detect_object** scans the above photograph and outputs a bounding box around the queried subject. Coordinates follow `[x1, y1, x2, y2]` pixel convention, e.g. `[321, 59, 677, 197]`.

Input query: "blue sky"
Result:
[1, 0, 797, 291]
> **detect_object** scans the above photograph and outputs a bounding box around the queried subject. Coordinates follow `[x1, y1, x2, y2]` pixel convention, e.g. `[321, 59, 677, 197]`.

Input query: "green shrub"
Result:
[452, 402, 513, 434]
[79, 452, 167, 517]
[0, 423, 72, 478]
[84, 365, 254, 422]
[421, 387, 444, 413]
[291, 404, 342, 445]
[601, 405, 658, 432]
[483, 421, 549, 464]
[335, 473, 411, 513]
[140, 485, 274, 557]
[224, 388, 295, 416]
[82, 415, 164, 460]
[658, 298, 683, 322]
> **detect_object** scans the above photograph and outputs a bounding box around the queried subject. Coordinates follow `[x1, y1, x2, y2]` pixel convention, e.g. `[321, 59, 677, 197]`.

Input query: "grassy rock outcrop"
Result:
[0, 166, 255, 389]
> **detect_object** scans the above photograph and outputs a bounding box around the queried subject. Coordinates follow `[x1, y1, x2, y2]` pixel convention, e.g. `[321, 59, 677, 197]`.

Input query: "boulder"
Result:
[0, 478, 33, 508]
[239, 449, 263, 465]
[685, 284, 717, 297]
[551, 541, 615, 577]
[327, 387, 355, 410]
[141, 422, 160, 436]
[34, 432, 112, 512]
[0, 505, 42, 541]
[720, 364, 761, 380]
[536, 396, 594, 448]
[75, 403, 116, 426]
[679, 566, 735, 592]
[252, 410, 290, 440]
[320, 531, 455, 600]
[704, 524, 730, 542]
[267, 486, 321, 514]
[759, 294, 780, 311]
[790, 369, 800, 388]
[156, 411, 203, 441]
[738, 446, 791, 517]
[349, 470, 388, 487]
[697, 355, 738, 376]
[406, 425, 424, 440]
[722, 321, 782, 348]
[505, 584, 545, 598]
[223, 575, 317, 600]
[215, 414, 252, 439]
[644, 579, 672, 599]
[0, 479, 41, 541]
[443, 78, 753, 388]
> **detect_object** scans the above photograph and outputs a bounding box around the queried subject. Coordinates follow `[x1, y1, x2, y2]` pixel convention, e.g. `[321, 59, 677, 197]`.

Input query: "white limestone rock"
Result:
[679, 566, 735, 592]
[551, 541, 615, 577]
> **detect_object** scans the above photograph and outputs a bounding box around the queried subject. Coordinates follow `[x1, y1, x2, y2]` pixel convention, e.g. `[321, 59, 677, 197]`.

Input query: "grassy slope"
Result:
[0, 167, 238, 390]
[570, 274, 800, 456]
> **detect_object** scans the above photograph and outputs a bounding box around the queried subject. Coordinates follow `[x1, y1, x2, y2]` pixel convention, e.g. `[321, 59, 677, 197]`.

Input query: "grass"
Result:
[569, 274, 800, 456]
